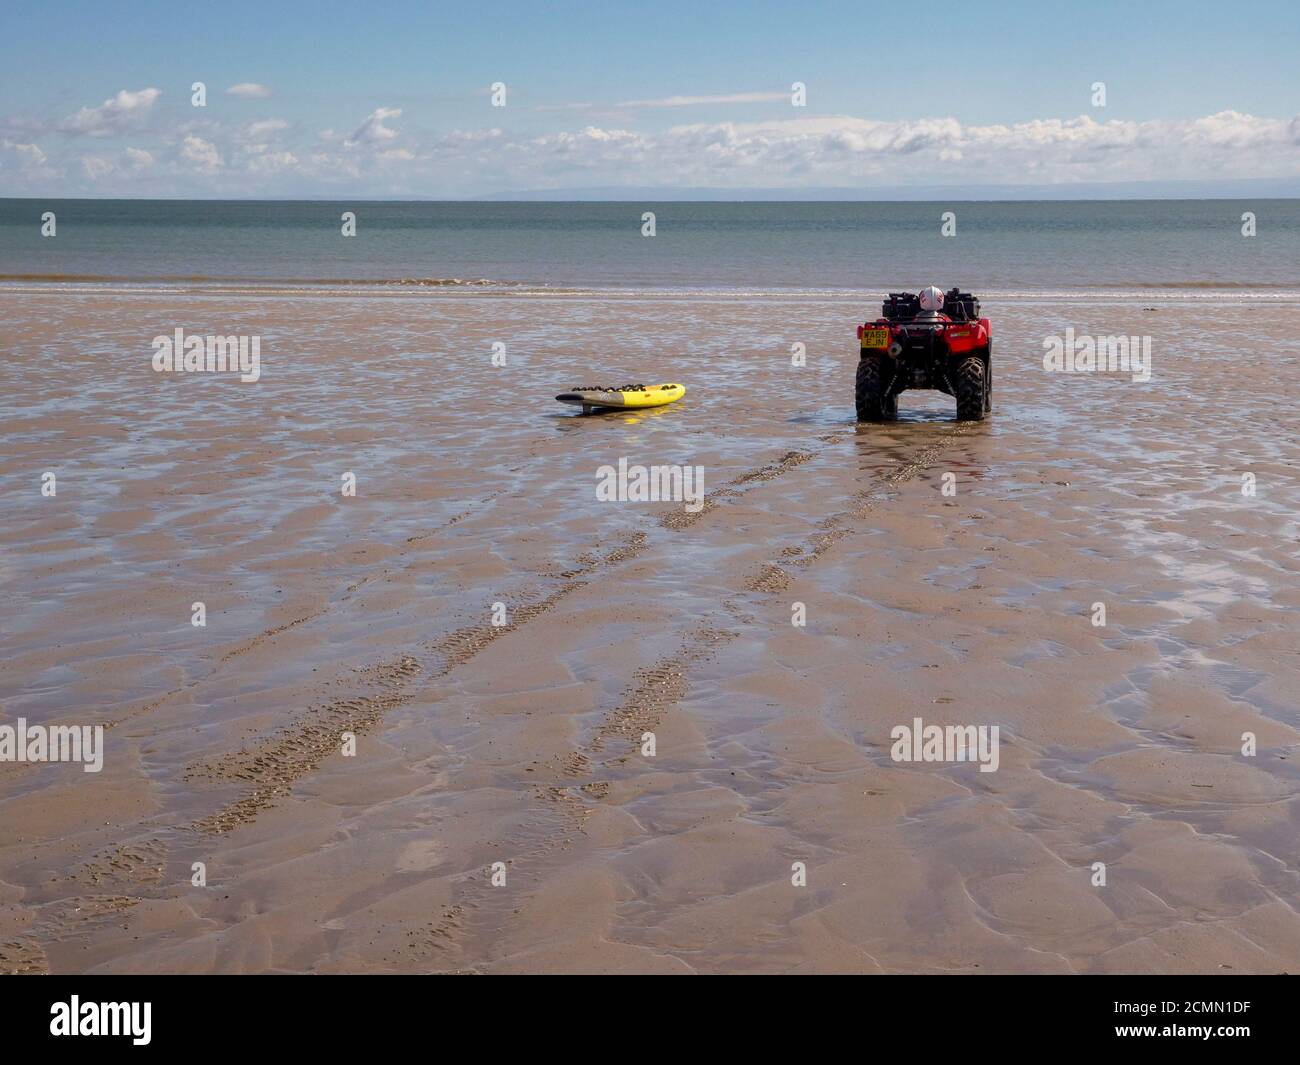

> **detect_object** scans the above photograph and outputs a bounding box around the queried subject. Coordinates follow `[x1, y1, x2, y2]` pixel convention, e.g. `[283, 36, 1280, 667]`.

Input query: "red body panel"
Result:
[859, 317, 992, 354]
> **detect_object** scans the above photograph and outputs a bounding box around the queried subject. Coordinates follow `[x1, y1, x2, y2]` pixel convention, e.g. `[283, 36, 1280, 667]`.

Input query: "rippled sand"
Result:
[1, 290, 1297, 974]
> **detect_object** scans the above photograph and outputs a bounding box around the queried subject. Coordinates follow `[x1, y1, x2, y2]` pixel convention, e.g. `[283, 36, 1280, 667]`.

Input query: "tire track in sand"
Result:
[179, 430, 856, 835]
[560, 427, 969, 780]
[211, 431, 871, 963]
[186, 533, 651, 834]
[428, 425, 970, 967]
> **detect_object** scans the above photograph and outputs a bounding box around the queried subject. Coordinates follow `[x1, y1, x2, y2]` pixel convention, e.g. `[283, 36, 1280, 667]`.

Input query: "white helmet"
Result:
[919, 285, 945, 312]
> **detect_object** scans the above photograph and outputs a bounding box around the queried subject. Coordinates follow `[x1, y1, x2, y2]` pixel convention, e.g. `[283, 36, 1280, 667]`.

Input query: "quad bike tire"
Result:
[985, 341, 993, 412]
[954, 356, 987, 421]
[855, 356, 897, 421]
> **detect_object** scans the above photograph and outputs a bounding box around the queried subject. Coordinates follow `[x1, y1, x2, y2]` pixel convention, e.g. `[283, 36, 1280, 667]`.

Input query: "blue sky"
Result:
[2, 0, 1298, 196]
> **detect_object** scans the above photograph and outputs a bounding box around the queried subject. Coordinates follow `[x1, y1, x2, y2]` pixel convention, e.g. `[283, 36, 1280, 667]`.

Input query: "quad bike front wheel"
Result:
[855, 356, 897, 421]
[954, 356, 987, 421]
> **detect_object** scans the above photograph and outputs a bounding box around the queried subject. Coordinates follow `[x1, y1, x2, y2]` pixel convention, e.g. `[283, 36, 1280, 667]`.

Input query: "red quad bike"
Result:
[855, 286, 992, 421]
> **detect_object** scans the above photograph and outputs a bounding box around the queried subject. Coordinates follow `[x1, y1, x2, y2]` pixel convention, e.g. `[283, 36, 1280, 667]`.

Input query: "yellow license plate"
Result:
[861, 328, 890, 349]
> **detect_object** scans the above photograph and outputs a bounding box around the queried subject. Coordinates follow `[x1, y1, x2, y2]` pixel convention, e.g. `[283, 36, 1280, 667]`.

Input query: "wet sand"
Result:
[1, 289, 1298, 974]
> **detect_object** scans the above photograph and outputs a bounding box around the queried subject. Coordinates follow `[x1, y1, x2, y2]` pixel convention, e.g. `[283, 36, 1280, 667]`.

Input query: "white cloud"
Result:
[60, 87, 160, 137]
[180, 133, 221, 171]
[80, 155, 114, 180]
[1181, 110, 1274, 148]
[227, 83, 271, 98]
[246, 148, 298, 172]
[442, 128, 503, 144]
[487, 111, 1299, 189]
[2, 139, 47, 166]
[245, 118, 289, 139]
[618, 91, 789, 108]
[6, 107, 1299, 196]
[346, 107, 401, 146]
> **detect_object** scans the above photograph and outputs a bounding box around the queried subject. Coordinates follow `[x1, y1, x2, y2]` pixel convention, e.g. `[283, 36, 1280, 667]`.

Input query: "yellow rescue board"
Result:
[556, 382, 686, 412]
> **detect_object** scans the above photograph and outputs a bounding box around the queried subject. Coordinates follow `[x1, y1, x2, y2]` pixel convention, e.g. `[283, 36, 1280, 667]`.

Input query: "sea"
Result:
[1, 198, 1297, 299]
